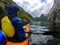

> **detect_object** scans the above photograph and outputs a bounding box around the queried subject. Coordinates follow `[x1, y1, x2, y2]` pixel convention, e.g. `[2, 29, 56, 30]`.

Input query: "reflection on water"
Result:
[29, 22, 55, 45]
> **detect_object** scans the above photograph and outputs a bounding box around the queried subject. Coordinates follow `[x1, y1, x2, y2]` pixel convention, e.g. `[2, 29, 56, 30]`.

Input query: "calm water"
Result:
[29, 22, 60, 45]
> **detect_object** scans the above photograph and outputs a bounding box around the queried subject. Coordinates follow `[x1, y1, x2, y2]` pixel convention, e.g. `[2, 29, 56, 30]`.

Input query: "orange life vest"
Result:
[5, 38, 28, 45]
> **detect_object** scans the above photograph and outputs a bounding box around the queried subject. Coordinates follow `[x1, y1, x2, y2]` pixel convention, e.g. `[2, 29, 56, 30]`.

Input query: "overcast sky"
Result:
[13, 0, 54, 17]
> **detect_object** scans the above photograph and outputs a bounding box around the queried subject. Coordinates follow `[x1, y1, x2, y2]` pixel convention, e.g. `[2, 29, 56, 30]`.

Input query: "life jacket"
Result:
[5, 38, 29, 45]
[1, 16, 15, 37]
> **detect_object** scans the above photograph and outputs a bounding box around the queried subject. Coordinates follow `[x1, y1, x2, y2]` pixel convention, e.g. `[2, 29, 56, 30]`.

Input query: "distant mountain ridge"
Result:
[35, 14, 47, 22]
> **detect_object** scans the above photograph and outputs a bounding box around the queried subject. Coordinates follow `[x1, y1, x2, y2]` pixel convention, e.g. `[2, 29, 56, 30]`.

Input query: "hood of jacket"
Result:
[7, 4, 20, 17]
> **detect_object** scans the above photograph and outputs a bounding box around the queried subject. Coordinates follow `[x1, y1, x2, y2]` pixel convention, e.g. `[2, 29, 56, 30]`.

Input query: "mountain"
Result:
[35, 14, 47, 22]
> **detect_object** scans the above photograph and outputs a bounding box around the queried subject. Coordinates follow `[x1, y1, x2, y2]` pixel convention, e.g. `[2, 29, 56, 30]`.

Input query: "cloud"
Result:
[41, 0, 54, 14]
[13, 0, 54, 17]
[13, 0, 23, 4]
[13, 0, 44, 12]
[34, 0, 54, 16]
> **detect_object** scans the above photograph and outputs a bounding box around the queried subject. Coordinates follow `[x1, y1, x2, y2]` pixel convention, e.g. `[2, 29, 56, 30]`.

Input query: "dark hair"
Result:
[7, 4, 20, 18]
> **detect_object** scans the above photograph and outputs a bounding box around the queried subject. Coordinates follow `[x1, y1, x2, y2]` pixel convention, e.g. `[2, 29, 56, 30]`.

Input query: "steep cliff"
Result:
[47, 0, 60, 38]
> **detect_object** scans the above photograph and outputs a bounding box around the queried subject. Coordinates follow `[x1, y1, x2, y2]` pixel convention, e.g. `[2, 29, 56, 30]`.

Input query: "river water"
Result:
[29, 22, 60, 45]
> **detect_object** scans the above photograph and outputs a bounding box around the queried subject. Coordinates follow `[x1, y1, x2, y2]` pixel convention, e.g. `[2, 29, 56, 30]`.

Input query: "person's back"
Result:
[7, 16, 26, 42]
[5, 4, 28, 45]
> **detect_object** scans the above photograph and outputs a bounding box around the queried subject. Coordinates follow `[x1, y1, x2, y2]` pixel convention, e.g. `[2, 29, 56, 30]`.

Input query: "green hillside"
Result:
[18, 8, 34, 23]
